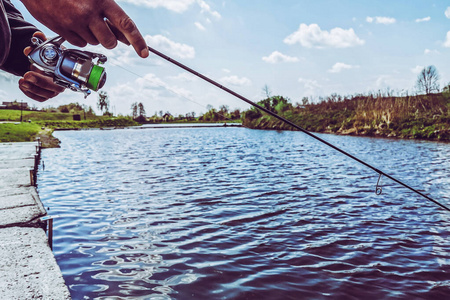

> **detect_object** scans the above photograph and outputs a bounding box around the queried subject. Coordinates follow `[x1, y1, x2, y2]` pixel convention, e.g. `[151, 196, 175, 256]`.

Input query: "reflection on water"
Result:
[38, 128, 450, 299]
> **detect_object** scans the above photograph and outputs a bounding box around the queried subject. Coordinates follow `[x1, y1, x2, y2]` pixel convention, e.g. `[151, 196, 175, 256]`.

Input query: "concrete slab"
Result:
[0, 168, 33, 188]
[0, 142, 39, 160]
[0, 227, 71, 299]
[0, 142, 71, 299]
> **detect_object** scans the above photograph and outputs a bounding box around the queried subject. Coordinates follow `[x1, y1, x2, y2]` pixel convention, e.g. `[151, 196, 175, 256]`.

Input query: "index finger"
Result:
[104, 3, 149, 58]
[23, 32, 47, 56]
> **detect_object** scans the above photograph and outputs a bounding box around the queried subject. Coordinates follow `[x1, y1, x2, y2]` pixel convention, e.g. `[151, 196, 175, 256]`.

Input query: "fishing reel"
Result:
[28, 36, 107, 98]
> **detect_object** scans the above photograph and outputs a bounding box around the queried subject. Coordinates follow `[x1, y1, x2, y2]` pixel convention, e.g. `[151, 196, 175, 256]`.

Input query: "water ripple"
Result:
[37, 128, 450, 299]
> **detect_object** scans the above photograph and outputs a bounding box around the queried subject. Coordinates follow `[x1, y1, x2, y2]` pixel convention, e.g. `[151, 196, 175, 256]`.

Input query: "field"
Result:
[0, 109, 138, 145]
[0, 109, 96, 122]
[0, 122, 42, 142]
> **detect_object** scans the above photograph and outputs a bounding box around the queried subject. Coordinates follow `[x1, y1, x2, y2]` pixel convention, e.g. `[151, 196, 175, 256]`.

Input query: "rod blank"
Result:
[147, 45, 450, 213]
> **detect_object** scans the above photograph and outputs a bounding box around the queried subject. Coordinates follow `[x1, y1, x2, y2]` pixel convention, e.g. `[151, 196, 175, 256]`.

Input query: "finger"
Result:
[19, 82, 52, 102]
[89, 19, 117, 49]
[106, 19, 130, 45]
[104, 4, 148, 58]
[24, 32, 47, 56]
[64, 31, 88, 47]
[23, 72, 65, 94]
[20, 79, 62, 101]
[32, 31, 47, 41]
[24, 46, 32, 56]
[76, 27, 100, 46]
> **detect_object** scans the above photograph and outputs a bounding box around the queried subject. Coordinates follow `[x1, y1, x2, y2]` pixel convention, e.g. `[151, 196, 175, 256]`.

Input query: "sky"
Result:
[1, 0, 450, 116]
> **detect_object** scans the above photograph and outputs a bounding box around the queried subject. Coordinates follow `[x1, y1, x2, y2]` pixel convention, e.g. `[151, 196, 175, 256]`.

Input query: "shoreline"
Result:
[43, 122, 450, 148]
[0, 141, 70, 298]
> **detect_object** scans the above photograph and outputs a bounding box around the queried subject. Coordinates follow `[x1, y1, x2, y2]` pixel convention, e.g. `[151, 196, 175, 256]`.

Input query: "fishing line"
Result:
[142, 45, 450, 213]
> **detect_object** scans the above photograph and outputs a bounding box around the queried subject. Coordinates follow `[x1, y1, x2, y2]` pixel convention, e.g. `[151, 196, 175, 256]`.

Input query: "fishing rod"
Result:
[146, 45, 450, 213]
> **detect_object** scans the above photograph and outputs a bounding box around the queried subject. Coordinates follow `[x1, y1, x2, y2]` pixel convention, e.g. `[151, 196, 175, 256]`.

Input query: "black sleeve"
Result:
[0, 0, 38, 77]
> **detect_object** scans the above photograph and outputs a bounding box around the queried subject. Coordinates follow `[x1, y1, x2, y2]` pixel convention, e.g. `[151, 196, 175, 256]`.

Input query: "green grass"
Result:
[38, 117, 139, 129]
[0, 109, 99, 122]
[0, 122, 42, 142]
[243, 93, 450, 141]
[0, 109, 139, 144]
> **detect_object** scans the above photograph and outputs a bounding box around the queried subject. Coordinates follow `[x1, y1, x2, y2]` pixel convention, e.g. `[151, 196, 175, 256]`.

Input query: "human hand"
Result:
[19, 32, 65, 102]
[20, 0, 149, 58]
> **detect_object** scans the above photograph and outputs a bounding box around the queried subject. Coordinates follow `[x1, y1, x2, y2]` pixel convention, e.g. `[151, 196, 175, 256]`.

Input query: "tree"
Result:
[262, 84, 272, 98]
[416, 65, 440, 95]
[97, 91, 110, 115]
[301, 97, 309, 106]
[219, 105, 229, 119]
[131, 102, 138, 119]
[138, 102, 146, 118]
[443, 82, 450, 93]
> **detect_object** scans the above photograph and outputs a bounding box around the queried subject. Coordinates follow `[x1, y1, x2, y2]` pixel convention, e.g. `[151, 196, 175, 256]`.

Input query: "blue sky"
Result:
[1, 0, 450, 116]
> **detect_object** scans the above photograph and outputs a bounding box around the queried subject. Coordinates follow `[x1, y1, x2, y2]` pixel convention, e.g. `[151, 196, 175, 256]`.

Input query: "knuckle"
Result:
[119, 17, 136, 32]
[103, 38, 117, 49]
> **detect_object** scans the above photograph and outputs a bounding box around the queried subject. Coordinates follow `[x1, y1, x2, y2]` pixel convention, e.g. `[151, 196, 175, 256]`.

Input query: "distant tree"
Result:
[443, 82, 450, 94]
[131, 102, 138, 119]
[416, 65, 440, 95]
[262, 84, 272, 98]
[138, 102, 146, 118]
[185, 112, 194, 120]
[301, 97, 309, 106]
[218, 105, 229, 120]
[97, 91, 110, 115]
[231, 108, 241, 119]
[60, 106, 69, 113]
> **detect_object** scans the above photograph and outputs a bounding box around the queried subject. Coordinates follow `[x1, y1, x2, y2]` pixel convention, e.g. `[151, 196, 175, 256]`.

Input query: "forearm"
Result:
[0, 0, 37, 76]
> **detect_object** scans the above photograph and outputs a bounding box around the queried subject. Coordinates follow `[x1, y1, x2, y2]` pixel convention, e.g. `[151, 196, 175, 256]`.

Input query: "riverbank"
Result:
[0, 141, 70, 298]
[243, 93, 450, 141]
[0, 116, 139, 147]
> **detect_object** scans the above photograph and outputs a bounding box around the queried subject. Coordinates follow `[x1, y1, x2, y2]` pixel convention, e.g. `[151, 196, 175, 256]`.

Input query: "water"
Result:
[37, 127, 450, 299]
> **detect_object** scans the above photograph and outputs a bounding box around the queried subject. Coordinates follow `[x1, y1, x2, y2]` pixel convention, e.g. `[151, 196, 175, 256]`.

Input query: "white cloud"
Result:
[444, 31, 450, 48]
[117, 0, 221, 18]
[328, 62, 359, 73]
[411, 65, 424, 74]
[445, 7, 450, 19]
[195, 22, 206, 31]
[197, 0, 221, 19]
[284, 23, 364, 48]
[415, 16, 431, 23]
[0, 71, 16, 82]
[375, 75, 391, 88]
[168, 73, 197, 82]
[298, 78, 321, 91]
[145, 35, 195, 59]
[220, 75, 251, 86]
[81, 43, 149, 68]
[222, 68, 231, 73]
[117, 0, 196, 13]
[109, 72, 195, 115]
[0, 89, 7, 101]
[424, 49, 439, 55]
[366, 16, 396, 24]
[262, 51, 300, 64]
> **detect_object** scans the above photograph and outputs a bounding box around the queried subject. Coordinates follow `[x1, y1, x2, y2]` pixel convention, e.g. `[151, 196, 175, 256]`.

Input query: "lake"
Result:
[37, 127, 450, 299]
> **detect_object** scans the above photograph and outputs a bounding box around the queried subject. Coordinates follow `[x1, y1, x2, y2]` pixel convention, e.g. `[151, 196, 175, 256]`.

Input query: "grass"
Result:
[0, 122, 42, 142]
[243, 92, 450, 141]
[0, 109, 99, 122]
[0, 109, 139, 145]
[38, 117, 139, 129]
